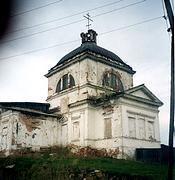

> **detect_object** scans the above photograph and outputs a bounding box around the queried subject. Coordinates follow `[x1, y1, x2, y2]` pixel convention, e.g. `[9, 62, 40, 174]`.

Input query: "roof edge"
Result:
[45, 51, 136, 78]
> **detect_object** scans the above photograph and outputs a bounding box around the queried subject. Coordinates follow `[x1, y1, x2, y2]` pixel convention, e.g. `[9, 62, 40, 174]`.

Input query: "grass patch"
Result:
[0, 148, 172, 180]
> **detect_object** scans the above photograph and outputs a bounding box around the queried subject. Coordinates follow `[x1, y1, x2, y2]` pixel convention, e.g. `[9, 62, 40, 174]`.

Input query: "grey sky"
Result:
[0, 0, 172, 144]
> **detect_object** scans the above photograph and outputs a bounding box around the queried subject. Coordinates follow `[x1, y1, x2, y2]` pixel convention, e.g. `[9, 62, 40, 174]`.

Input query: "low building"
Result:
[0, 102, 61, 156]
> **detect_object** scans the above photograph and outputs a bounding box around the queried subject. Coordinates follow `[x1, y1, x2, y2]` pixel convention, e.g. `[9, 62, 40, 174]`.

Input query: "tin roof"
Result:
[47, 29, 135, 76]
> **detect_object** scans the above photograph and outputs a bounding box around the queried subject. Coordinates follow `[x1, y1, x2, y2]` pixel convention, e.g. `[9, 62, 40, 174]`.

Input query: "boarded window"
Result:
[128, 117, 136, 138]
[72, 121, 80, 140]
[138, 118, 145, 139]
[61, 124, 68, 145]
[104, 118, 112, 138]
[147, 121, 154, 139]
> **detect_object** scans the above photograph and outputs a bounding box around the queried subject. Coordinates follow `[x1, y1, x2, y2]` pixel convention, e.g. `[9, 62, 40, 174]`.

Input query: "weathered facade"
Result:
[0, 29, 163, 158]
[45, 29, 163, 158]
[0, 103, 61, 156]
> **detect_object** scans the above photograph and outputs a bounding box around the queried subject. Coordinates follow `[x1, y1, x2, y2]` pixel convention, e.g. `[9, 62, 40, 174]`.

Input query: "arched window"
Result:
[102, 72, 124, 92]
[56, 74, 75, 93]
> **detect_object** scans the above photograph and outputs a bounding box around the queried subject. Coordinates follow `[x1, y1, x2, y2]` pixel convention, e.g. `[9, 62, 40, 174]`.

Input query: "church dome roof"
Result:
[57, 42, 125, 66]
[47, 29, 135, 76]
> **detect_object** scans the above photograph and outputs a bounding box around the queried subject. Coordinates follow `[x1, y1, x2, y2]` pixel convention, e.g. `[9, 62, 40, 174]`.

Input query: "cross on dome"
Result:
[83, 13, 93, 30]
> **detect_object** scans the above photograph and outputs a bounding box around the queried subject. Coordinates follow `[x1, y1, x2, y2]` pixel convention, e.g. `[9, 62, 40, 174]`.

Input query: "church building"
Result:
[0, 29, 163, 158]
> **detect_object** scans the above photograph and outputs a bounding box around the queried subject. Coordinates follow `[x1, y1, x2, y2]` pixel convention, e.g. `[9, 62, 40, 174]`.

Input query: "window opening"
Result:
[104, 118, 112, 138]
[102, 72, 123, 92]
[56, 74, 75, 93]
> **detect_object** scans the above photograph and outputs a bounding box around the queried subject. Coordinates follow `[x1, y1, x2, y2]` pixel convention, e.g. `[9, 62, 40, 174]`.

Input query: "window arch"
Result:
[102, 72, 124, 92]
[56, 74, 75, 93]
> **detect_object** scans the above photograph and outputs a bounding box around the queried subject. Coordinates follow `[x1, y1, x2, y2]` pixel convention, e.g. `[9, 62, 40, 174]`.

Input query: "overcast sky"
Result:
[0, 0, 173, 144]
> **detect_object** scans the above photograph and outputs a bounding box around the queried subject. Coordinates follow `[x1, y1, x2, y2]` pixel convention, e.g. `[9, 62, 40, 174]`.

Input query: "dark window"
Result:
[56, 74, 75, 93]
[69, 74, 75, 87]
[16, 123, 19, 135]
[62, 74, 68, 90]
[111, 73, 117, 88]
[103, 74, 109, 87]
[102, 72, 123, 92]
[56, 79, 61, 92]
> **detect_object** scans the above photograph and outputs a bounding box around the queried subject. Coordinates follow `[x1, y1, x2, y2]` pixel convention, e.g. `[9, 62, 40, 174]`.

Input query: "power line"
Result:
[1, 19, 85, 44]
[0, 16, 163, 61]
[0, 39, 79, 60]
[11, 0, 64, 17]
[94, 0, 146, 18]
[1, 0, 146, 44]
[100, 16, 163, 35]
[8, 0, 125, 34]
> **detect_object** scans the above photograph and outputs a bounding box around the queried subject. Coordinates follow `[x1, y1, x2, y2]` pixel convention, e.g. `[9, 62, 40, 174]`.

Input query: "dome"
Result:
[57, 42, 125, 66]
[47, 29, 135, 75]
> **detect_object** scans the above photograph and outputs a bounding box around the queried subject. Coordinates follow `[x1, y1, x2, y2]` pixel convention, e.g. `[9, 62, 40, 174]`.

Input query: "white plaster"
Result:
[0, 47, 162, 159]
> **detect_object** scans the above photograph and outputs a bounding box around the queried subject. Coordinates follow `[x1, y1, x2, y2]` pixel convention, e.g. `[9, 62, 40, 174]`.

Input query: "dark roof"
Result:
[57, 42, 125, 66]
[48, 42, 134, 73]
[46, 30, 135, 76]
[0, 102, 50, 113]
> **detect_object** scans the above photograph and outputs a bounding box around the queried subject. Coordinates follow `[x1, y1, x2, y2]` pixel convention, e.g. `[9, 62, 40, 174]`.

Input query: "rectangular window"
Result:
[128, 117, 136, 138]
[104, 118, 112, 138]
[61, 124, 68, 145]
[138, 118, 145, 139]
[111, 73, 116, 88]
[62, 74, 68, 90]
[72, 121, 80, 140]
[56, 80, 61, 92]
[147, 121, 154, 140]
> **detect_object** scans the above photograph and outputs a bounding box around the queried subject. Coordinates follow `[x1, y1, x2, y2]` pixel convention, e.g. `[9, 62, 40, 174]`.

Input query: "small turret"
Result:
[80, 29, 98, 44]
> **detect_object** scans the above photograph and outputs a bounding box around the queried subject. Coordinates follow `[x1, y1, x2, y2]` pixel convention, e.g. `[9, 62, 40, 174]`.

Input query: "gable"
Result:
[129, 89, 153, 100]
[125, 84, 163, 107]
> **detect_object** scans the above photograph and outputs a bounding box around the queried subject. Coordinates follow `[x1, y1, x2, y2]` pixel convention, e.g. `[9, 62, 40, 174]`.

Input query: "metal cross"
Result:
[84, 13, 93, 30]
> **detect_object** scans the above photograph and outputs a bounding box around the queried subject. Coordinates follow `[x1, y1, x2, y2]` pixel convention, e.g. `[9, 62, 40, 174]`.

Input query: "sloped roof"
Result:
[0, 102, 50, 113]
[57, 42, 126, 66]
[46, 29, 135, 77]
[124, 84, 163, 107]
[87, 84, 163, 107]
[0, 102, 61, 117]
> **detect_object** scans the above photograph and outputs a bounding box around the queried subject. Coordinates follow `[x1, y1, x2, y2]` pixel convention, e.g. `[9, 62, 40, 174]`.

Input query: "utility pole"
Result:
[163, 0, 174, 180]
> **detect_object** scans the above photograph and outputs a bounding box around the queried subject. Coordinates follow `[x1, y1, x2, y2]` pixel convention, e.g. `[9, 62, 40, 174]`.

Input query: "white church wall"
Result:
[0, 109, 60, 155]
[86, 103, 123, 150]
[0, 110, 14, 153]
[119, 99, 160, 158]
[44, 40, 162, 160]
[47, 59, 90, 110]
[64, 103, 123, 150]
[95, 106, 113, 148]
[47, 60, 88, 97]
[66, 104, 88, 147]
[61, 123, 68, 146]
[86, 58, 133, 91]
[47, 57, 134, 110]
[48, 87, 89, 111]
[86, 106, 96, 146]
